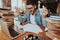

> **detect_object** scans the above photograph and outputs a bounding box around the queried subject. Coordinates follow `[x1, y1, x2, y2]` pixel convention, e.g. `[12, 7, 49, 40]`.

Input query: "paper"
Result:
[21, 23, 43, 34]
[53, 38, 58, 40]
[14, 20, 43, 34]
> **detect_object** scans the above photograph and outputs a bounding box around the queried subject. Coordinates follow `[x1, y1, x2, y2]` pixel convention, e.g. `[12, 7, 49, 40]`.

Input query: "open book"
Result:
[14, 19, 43, 34]
[19, 23, 43, 34]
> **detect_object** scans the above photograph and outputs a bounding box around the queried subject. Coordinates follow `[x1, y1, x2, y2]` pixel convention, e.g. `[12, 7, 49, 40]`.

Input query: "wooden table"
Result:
[0, 25, 52, 40]
[15, 32, 52, 40]
[46, 31, 60, 40]
[15, 26, 52, 40]
[0, 30, 11, 40]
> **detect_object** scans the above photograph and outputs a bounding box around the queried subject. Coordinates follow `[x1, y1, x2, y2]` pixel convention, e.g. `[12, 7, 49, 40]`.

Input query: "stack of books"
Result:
[48, 16, 60, 20]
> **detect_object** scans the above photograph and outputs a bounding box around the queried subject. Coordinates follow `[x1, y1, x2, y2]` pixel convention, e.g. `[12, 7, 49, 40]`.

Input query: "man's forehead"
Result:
[26, 5, 33, 8]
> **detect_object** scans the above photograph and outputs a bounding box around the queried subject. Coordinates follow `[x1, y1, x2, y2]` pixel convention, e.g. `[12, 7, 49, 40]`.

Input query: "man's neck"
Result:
[31, 9, 37, 15]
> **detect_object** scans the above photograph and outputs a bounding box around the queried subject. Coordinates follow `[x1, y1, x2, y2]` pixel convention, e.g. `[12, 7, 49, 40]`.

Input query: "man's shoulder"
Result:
[35, 9, 41, 16]
[36, 9, 40, 13]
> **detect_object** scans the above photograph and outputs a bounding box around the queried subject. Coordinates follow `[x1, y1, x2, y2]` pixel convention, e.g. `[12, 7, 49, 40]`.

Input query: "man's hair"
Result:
[26, 0, 38, 9]
[26, 0, 38, 5]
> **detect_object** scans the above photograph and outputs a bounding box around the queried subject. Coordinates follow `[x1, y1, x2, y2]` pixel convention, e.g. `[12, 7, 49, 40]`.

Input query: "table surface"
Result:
[15, 26, 52, 40]
[0, 25, 60, 40]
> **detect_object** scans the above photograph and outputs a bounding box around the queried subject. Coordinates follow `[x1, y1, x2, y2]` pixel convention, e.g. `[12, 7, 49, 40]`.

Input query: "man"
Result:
[25, 0, 47, 27]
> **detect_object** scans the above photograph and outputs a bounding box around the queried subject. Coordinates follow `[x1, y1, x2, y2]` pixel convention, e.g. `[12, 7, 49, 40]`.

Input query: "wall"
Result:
[0, 0, 3, 8]
[11, 0, 23, 12]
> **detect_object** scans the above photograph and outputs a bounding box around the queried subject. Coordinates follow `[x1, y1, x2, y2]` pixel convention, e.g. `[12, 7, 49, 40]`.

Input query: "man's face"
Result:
[26, 5, 36, 14]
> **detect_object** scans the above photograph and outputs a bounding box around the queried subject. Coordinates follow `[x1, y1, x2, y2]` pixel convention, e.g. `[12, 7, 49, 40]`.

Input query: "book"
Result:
[48, 16, 60, 20]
